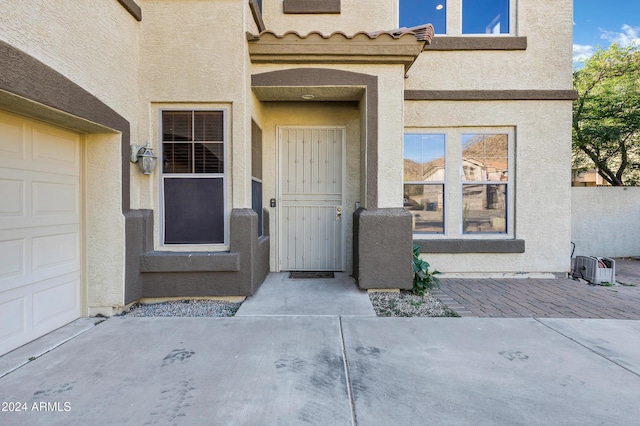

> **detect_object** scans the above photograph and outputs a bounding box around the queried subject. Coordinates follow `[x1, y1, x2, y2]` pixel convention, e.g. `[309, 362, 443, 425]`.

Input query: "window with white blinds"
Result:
[162, 111, 224, 174]
[161, 110, 226, 245]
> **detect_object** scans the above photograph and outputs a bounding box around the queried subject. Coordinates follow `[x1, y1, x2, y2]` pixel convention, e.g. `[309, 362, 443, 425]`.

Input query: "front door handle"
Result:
[336, 206, 342, 219]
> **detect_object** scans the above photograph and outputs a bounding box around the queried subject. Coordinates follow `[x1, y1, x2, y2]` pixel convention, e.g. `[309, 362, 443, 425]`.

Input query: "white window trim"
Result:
[406, 127, 515, 240]
[457, 0, 516, 36]
[159, 108, 229, 249]
[400, 0, 517, 37]
[252, 176, 264, 237]
[403, 132, 448, 235]
[459, 131, 513, 238]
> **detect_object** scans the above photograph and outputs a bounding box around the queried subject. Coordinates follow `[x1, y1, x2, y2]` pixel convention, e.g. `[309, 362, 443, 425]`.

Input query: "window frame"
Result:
[460, 0, 512, 36]
[159, 108, 229, 247]
[406, 127, 515, 240]
[460, 132, 511, 235]
[251, 119, 264, 238]
[403, 133, 448, 235]
[399, 0, 448, 35]
[399, 0, 516, 37]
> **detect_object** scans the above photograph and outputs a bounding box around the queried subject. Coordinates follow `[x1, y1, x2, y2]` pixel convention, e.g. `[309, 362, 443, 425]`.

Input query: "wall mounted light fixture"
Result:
[130, 142, 158, 174]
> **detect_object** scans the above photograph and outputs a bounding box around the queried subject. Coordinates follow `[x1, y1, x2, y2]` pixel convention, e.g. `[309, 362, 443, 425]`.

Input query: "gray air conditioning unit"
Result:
[572, 256, 615, 285]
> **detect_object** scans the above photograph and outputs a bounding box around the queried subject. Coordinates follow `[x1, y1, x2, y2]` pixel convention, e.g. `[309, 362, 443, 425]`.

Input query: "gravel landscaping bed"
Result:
[123, 299, 242, 317]
[120, 292, 457, 318]
[369, 290, 459, 317]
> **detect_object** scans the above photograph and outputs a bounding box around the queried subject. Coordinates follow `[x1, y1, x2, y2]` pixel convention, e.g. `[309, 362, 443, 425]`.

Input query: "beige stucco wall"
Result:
[251, 63, 407, 210]
[572, 187, 640, 258]
[261, 0, 396, 35]
[376, 65, 407, 208]
[0, 1, 140, 119]
[0, 0, 140, 312]
[256, 101, 361, 273]
[405, 100, 573, 275]
[1, 0, 575, 296]
[85, 134, 127, 313]
[139, 0, 253, 251]
[406, 0, 573, 90]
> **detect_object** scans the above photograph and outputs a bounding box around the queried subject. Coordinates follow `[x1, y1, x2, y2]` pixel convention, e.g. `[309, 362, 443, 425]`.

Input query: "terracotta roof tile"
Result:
[248, 24, 434, 44]
[370, 24, 435, 43]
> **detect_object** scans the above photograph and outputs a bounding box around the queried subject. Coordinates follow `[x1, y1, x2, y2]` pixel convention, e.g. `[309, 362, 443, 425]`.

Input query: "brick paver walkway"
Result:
[431, 278, 640, 319]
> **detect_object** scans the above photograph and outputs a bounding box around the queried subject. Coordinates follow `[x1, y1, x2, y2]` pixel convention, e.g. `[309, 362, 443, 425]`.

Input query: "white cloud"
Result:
[575, 25, 640, 65]
[600, 24, 640, 47]
[573, 44, 594, 63]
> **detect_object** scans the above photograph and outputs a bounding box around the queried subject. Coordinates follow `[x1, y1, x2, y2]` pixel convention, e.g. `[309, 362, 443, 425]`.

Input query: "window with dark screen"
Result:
[161, 110, 226, 244]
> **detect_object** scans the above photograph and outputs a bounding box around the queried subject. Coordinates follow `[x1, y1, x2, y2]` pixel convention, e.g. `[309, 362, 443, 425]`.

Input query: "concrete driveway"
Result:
[1, 315, 640, 425]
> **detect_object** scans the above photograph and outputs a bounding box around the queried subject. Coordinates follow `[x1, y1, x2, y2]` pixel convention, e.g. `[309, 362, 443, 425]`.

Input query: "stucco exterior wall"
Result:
[572, 187, 640, 258]
[139, 0, 252, 252]
[406, 0, 573, 90]
[376, 65, 407, 208]
[258, 102, 361, 273]
[0, 0, 140, 312]
[85, 134, 126, 312]
[405, 100, 573, 275]
[0, 1, 140, 119]
[251, 63, 406, 210]
[262, 0, 396, 35]
[0, 0, 576, 300]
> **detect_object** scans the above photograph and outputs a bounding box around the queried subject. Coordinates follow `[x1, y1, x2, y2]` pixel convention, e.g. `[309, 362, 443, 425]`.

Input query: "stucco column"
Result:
[353, 65, 413, 289]
[353, 208, 413, 289]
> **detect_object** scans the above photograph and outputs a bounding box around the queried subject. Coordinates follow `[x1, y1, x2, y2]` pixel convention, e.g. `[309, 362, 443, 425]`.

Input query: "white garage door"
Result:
[0, 110, 82, 356]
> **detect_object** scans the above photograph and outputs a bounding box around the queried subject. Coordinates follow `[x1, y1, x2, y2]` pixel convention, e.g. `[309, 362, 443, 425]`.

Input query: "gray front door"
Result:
[278, 127, 345, 271]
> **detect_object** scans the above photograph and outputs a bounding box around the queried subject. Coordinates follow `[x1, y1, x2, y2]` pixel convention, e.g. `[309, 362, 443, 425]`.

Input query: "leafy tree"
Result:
[573, 44, 640, 186]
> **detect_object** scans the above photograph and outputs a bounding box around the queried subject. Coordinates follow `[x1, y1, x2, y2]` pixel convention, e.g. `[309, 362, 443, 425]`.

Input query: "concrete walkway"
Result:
[1, 271, 640, 425]
[236, 272, 376, 317]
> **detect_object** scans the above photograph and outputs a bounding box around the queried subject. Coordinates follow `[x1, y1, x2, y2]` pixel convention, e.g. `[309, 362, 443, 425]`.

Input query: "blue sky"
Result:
[573, 0, 640, 64]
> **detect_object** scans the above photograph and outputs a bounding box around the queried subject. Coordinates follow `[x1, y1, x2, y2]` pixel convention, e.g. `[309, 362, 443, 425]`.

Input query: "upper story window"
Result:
[462, 0, 509, 34]
[400, 0, 447, 34]
[400, 0, 511, 35]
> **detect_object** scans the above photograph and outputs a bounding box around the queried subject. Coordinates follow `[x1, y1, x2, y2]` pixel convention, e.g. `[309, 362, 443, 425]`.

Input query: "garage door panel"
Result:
[32, 125, 79, 170]
[0, 111, 81, 356]
[0, 113, 25, 159]
[0, 296, 26, 341]
[2, 225, 79, 283]
[0, 178, 24, 216]
[0, 275, 80, 355]
[0, 239, 24, 280]
[2, 264, 80, 295]
[0, 157, 80, 177]
[33, 276, 80, 327]
[0, 216, 79, 231]
[33, 232, 79, 271]
[33, 181, 78, 216]
[0, 170, 79, 221]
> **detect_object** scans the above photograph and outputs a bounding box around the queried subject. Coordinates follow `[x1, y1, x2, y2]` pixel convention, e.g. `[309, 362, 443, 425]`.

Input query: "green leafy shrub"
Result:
[412, 244, 441, 296]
